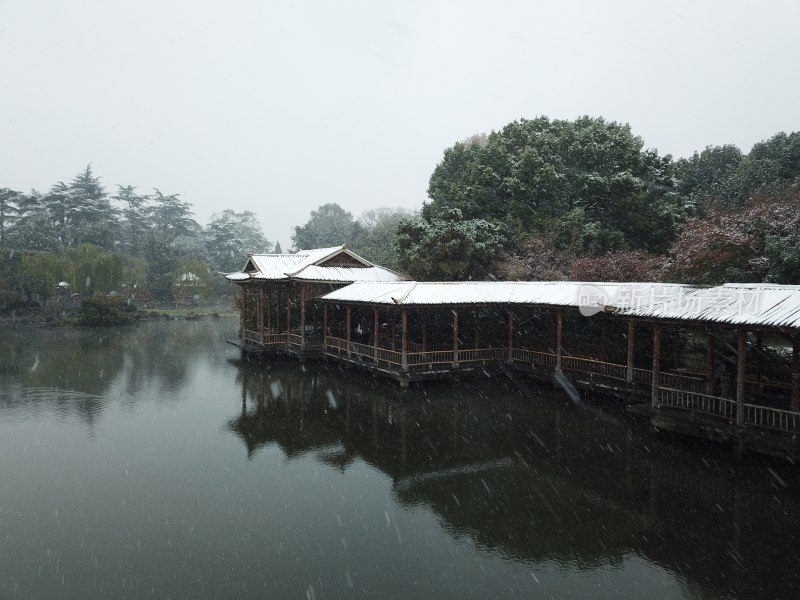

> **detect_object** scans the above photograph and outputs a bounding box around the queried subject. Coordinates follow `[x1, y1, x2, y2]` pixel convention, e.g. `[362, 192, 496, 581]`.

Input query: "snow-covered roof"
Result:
[613, 283, 800, 330]
[320, 281, 800, 331]
[320, 281, 676, 307]
[225, 245, 401, 284]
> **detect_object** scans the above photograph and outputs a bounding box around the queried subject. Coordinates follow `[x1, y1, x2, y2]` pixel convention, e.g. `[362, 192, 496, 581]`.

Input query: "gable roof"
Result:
[225, 245, 401, 284]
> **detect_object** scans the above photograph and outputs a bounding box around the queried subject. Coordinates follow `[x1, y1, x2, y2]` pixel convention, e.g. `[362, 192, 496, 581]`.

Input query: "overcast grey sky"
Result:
[1, 0, 798, 247]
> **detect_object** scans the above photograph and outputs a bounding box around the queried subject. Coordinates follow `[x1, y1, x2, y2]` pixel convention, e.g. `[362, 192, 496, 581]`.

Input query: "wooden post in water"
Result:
[626, 320, 635, 383]
[346, 305, 352, 358]
[507, 310, 514, 365]
[323, 304, 328, 351]
[452, 310, 459, 368]
[555, 312, 563, 372]
[401, 309, 408, 372]
[736, 329, 746, 426]
[792, 337, 800, 412]
[258, 288, 264, 344]
[651, 324, 660, 409]
[374, 308, 379, 362]
[705, 333, 715, 396]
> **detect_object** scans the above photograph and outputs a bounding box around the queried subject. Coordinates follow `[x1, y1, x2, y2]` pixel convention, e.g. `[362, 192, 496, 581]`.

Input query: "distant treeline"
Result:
[2, 116, 799, 311]
[0, 165, 271, 306]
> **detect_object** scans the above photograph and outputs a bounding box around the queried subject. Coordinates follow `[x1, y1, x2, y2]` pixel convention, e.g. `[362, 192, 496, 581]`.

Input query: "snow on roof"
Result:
[320, 281, 800, 331]
[320, 281, 675, 307]
[224, 246, 400, 284]
[615, 283, 800, 329]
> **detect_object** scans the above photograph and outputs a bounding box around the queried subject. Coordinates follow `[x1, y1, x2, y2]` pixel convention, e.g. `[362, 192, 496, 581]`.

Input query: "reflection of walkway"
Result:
[227, 361, 800, 600]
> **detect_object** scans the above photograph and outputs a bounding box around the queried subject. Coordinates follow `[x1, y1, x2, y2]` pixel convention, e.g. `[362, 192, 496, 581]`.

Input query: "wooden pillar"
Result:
[240, 286, 247, 338]
[755, 332, 763, 402]
[266, 286, 272, 334]
[258, 287, 264, 343]
[555, 312, 563, 372]
[626, 320, 635, 383]
[374, 308, 379, 362]
[507, 310, 514, 364]
[401, 309, 408, 372]
[346, 305, 352, 357]
[792, 337, 800, 412]
[736, 329, 746, 426]
[452, 310, 459, 367]
[473, 309, 479, 350]
[286, 287, 291, 334]
[299, 284, 306, 348]
[705, 333, 715, 396]
[421, 313, 427, 353]
[651, 324, 660, 409]
[323, 304, 328, 350]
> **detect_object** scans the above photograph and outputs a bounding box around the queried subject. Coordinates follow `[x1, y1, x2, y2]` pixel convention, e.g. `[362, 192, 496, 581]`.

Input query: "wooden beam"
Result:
[555, 311, 563, 372]
[626, 320, 634, 383]
[507, 310, 513, 365]
[705, 333, 715, 396]
[452, 310, 459, 367]
[755, 331, 763, 402]
[300, 283, 306, 348]
[736, 328, 746, 426]
[323, 304, 328, 350]
[651, 324, 660, 409]
[266, 286, 272, 333]
[473, 309, 479, 350]
[286, 286, 291, 334]
[258, 287, 264, 344]
[346, 305, 352, 357]
[792, 337, 800, 412]
[240, 286, 247, 339]
[401, 309, 408, 372]
[421, 312, 427, 353]
[374, 308, 379, 362]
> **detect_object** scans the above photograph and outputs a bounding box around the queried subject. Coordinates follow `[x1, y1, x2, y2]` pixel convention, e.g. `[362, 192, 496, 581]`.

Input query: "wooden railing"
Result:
[263, 333, 289, 345]
[240, 331, 800, 435]
[408, 350, 454, 366]
[459, 348, 508, 364]
[561, 355, 627, 380]
[744, 404, 800, 433]
[658, 387, 736, 420]
[243, 329, 260, 345]
[512, 348, 558, 367]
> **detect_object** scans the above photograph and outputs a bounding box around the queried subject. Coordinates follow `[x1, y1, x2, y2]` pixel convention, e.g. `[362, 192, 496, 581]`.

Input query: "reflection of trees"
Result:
[229, 361, 800, 600]
[0, 319, 237, 426]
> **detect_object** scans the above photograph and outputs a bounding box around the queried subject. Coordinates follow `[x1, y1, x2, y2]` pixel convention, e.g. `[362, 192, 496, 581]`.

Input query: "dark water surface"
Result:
[1, 320, 799, 600]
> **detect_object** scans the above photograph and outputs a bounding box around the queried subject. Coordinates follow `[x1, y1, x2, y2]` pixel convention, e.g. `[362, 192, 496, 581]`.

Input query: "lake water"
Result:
[1, 319, 799, 599]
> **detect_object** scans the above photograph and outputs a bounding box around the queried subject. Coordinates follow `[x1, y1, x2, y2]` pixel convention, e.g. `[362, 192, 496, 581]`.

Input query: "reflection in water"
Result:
[1, 320, 798, 599]
[0, 320, 231, 426]
[230, 360, 800, 600]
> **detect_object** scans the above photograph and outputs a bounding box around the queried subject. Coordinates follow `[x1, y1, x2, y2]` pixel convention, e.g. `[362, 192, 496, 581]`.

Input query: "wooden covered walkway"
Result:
[226, 250, 800, 456]
[230, 280, 800, 456]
